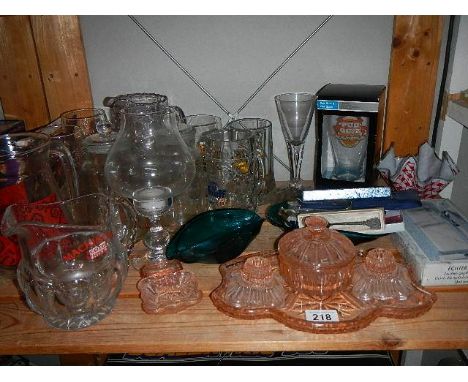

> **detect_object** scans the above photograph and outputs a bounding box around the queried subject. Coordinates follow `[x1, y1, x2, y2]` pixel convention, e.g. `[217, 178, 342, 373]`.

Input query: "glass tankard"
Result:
[225, 118, 276, 202]
[199, 129, 262, 210]
[1, 194, 136, 330]
[172, 114, 223, 222]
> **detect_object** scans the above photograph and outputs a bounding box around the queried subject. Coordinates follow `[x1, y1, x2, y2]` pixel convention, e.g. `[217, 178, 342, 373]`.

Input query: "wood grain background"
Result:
[0, 15, 92, 130]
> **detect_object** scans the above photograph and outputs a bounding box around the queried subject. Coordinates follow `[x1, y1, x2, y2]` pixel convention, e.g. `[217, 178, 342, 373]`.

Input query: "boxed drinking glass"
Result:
[313, 84, 386, 189]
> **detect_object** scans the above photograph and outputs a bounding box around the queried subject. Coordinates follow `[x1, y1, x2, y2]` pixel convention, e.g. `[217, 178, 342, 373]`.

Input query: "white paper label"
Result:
[305, 310, 339, 322]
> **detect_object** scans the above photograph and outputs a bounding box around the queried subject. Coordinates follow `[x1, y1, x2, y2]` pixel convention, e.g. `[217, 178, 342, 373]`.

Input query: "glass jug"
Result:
[61, 108, 110, 137]
[37, 124, 83, 200]
[105, 92, 186, 130]
[1, 193, 136, 330]
[79, 119, 116, 196]
[0, 133, 78, 277]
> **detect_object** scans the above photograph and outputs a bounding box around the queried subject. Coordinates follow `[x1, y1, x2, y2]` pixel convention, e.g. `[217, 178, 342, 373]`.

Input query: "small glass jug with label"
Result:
[1, 193, 136, 330]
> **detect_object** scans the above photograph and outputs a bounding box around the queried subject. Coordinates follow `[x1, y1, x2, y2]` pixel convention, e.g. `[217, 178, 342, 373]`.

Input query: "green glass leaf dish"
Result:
[166, 208, 264, 264]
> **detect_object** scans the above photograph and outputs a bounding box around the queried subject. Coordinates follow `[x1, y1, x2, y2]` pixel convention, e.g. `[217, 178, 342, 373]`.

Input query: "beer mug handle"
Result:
[50, 141, 80, 199]
[255, 151, 267, 199]
[112, 195, 138, 253]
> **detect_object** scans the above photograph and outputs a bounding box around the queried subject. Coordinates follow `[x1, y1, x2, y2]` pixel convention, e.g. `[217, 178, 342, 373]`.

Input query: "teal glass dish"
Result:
[166, 209, 264, 264]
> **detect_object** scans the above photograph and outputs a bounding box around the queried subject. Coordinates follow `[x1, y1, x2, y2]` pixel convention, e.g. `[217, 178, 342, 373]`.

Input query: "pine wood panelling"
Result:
[383, 16, 444, 156]
[30, 16, 93, 121]
[0, 16, 49, 129]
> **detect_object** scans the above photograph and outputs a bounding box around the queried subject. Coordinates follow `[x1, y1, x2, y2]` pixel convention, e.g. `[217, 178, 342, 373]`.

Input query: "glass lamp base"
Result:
[131, 185, 203, 313]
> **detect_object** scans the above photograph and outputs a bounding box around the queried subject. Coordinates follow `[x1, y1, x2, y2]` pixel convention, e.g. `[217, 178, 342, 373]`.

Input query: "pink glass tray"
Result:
[210, 250, 437, 334]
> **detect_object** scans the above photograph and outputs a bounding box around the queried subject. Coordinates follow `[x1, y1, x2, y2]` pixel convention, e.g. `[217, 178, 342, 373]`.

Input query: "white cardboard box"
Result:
[297, 208, 386, 234]
[395, 231, 468, 286]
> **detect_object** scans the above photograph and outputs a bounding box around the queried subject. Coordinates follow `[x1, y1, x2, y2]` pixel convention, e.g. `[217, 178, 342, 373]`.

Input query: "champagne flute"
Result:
[275, 92, 317, 196]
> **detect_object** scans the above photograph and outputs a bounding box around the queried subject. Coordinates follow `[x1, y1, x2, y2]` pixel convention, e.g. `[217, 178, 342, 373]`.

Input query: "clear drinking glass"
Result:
[327, 115, 369, 181]
[78, 118, 117, 196]
[186, 114, 222, 139]
[275, 93, 317, 195]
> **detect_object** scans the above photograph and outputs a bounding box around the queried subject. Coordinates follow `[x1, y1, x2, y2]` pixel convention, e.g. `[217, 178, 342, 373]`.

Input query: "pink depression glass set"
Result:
[211, 216, 436, 334]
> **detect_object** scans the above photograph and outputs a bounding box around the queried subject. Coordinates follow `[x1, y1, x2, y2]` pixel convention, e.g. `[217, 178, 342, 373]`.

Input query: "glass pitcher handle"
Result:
[112, 195, 138, 253]
[103, 96, 116, 107]
[49, 141, 80, 199]
[172, 105, 187, 124]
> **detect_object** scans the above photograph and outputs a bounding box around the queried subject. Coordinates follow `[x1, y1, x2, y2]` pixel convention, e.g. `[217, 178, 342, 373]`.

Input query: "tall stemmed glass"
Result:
[275, 93, 317, 196]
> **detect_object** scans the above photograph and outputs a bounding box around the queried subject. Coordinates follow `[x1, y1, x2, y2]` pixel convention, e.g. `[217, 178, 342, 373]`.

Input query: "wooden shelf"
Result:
[1, 221, 468, 356]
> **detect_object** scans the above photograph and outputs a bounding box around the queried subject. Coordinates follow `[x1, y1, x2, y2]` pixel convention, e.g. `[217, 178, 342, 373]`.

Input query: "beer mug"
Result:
[199, 129, 263, 211]
[225, 118, 275, 201]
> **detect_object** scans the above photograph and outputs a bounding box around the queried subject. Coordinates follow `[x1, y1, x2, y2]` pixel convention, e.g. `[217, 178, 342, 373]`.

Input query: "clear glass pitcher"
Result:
[37, 124, 83, 200]
[0, 133, 78, 277]
[1, 193, 136, 330]
[105, 92, 186, 130]
[78, 117, 117, 196]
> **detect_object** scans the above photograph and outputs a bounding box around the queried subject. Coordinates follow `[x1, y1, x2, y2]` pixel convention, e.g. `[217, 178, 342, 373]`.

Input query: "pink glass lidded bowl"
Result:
[278, 216, 356, 300]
